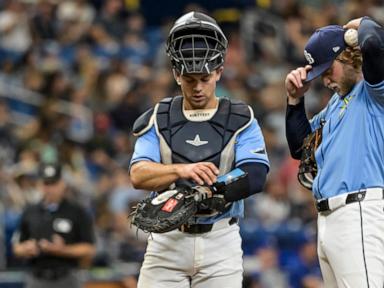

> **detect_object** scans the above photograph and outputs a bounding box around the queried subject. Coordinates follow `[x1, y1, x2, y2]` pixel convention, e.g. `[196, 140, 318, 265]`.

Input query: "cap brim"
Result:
[43, 178, 61, 184]
[304, 60, 334, 83]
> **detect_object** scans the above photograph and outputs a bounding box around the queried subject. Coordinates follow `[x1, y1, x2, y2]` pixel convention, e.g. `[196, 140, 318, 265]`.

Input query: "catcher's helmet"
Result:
[166, 11, 228, 74]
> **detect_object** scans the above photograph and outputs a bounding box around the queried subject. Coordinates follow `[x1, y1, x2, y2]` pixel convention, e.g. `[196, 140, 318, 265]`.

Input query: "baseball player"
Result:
[129, 11, 269, 288]
[285, 17, 384, 287]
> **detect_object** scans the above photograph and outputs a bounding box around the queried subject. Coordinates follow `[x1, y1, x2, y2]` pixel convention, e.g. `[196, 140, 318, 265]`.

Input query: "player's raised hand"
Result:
[343, 17, 363, 30]
[285, 65, 312, 100]
[176, 162, 219, 186]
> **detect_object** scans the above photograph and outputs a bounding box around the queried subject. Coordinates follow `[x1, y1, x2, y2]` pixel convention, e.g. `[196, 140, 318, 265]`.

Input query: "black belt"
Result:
[316, 189, 384, 212]
[31, 268, 71, 281]
[179, 217, 238, 234]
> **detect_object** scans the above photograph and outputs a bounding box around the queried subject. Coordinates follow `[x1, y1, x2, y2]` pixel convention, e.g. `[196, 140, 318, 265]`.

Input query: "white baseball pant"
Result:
[317, 197, 384, 287]
[137, 218, 243, 288]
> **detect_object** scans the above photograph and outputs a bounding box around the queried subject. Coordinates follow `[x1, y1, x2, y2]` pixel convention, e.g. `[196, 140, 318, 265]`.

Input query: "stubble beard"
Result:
[339, 66, 360, 96]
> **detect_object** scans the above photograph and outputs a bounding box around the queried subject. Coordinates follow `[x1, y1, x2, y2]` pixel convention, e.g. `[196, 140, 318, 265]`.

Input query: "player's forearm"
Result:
[220, 163, 268, 202]
[286, 98, 312, 159]
[13, 243, 31, 258]
[287, 95, 302, 105]
[130, 161, 181, 191]
[13, 240, 39, 258]
[359, 17, 384, 84]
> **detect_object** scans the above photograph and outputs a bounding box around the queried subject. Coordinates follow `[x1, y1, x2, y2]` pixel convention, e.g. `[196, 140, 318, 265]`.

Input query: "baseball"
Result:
[344, 29, 358, 47]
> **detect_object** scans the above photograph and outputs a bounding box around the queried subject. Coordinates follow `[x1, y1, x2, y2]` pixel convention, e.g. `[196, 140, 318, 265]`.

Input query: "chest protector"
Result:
[154, 96, 252, 175]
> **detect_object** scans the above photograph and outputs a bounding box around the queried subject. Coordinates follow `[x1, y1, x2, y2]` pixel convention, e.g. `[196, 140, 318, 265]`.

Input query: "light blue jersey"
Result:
[130, 119, 269, 224]
[310, 79, 384, 199]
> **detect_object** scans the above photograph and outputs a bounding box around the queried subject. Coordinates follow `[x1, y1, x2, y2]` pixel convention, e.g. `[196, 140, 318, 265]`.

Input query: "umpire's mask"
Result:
[166, 11, 228, 74]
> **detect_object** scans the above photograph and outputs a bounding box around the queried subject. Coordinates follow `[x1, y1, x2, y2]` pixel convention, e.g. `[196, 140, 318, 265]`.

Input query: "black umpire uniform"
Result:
[13, 163, 96, 288]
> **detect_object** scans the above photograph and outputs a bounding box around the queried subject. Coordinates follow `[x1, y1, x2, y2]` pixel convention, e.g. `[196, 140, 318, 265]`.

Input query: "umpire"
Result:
[12, 162, 96, 288]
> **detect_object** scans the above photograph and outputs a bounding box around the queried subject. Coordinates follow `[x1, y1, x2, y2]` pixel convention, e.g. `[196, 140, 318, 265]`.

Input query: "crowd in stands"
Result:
[0, 0, 382, 287]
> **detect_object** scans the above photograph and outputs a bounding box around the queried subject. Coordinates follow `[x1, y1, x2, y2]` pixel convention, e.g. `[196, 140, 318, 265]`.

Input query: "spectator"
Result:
[0, 0, 32, 63]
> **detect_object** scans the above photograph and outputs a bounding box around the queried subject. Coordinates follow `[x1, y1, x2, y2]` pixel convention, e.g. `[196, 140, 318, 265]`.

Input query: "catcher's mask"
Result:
[166, 11, 228, 75]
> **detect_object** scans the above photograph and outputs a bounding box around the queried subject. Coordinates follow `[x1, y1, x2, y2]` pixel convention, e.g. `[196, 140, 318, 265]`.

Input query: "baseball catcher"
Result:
[129, 11, 269, 288]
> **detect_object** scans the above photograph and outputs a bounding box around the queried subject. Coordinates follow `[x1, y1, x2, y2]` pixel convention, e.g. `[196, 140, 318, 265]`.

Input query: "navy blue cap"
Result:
[304, 25, 347, 82]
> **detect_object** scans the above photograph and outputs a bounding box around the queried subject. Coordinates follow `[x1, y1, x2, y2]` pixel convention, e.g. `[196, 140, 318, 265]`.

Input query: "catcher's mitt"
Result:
[130, 168, 248, 233]
[298, 125, 323, 190]
[130, 186, 198, 233]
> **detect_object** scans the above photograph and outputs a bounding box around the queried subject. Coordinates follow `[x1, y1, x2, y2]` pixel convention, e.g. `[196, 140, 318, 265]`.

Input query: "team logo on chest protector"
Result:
[186, 134, 208, 147]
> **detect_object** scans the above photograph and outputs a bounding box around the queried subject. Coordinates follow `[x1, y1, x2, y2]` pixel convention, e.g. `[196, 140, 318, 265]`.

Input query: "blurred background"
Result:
[0, 0, 382, 287]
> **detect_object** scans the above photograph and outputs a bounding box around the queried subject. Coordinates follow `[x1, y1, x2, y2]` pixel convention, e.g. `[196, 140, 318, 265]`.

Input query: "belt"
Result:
[179, 217, 238, 234]
[316, 187, 384, 212]
[31, 268, 70, 281]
